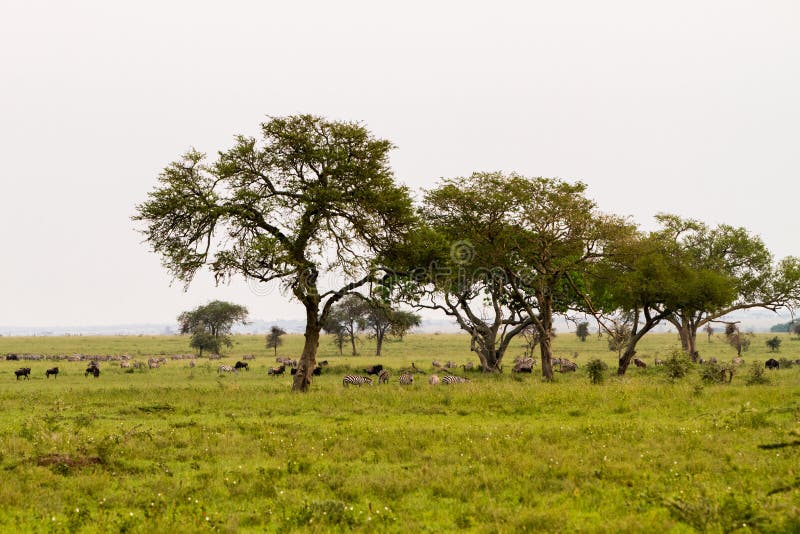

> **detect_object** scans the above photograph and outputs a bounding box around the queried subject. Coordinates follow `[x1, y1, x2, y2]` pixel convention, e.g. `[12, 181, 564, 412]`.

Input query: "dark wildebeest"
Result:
[15, 367, 31, 380]
[46, 367, 59, 379]
[765, 358, 779, 370]
[364, 364, 383, 376]
[290, 365, 323, 376]
[234, 361, 249, 371]
[6, 354, 19, 361]
[633, 358, 647, 369]
[85, 365, 100, 378]
[268, 364, 286, 375]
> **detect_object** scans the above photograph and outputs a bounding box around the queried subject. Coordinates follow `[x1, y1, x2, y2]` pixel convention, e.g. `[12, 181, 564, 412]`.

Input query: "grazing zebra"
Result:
[441, 375, 470, 384]
[342, 375, 373, 387]
[732, 357, 745, 366]
[559, 359, 578, 372]
[148, 361, 160, 369]
[120, 361, 131, 368]
[398, 372, 414, 385]
[444, 361, 458, 369]
[15, 368, 31, 380]
[218, 364, 237, 374]
[241, 354, 255, 361]
[513, 357, 535, 373]
[653, 357, 664, 366]
[378, 369, 390, 384]
[45, 367, 59, 379]
[431, 360, 442, 368]
[429, 374, 440, 385]
[462, 362, 475, 371]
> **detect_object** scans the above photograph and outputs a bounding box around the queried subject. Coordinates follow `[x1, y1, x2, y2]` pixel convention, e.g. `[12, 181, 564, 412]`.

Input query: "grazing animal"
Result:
[462, 362, 475, 371]
[398, 372, 414, 385]
[148, 361, 160, 369]
[513, 357, 535, 373]
[378, 369, 390, 384]
[15, 367, 31, 380]
[428, 374, 440, 385]
[234, 361, 249, 371]
[653, 357, 664, 366]
[318, 360, 329, 366]
[431, 360, 442, 368]
[559, 359, 578, 372]
[342, 375, 373, 387]
[765, 358, 780, 370]
[218, 364, 237, 374]
[707, 357, 718, 364]
[241, 354, 255, 361]
[45, 367, 59, 379]
[441, 375, 470, 384]
[85, 366, 100, 378]
[732, 357, 745, 366]
[6, 354, 19, 361]
[268, 364, 286, 375]
[189, 360, 196, 368]
[120, 361, 131, 368]
[291, 365, 324, 376]
[633, 358, 647, 369]
[444, 361, 458, 369]
[363, 364, 383, 376]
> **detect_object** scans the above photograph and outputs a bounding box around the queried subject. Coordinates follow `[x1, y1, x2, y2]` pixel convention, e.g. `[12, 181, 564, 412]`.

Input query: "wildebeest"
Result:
[45, 367, 59, 379]
[234, 361, 249, 371]
[85, 366, 100, 378]
[363, 364, 383, 376]
[633, 358, 647, 369]
[291, 366, 323, 376]
[15, 367, 31, 380]
[268, 364, 286, 375]
[6, 354, 19, 361]
[765, 358, 779, 370]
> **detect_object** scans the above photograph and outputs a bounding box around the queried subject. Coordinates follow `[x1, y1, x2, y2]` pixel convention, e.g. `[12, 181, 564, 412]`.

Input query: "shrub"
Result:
[700, 362, 726, 383]
[586, 359, 608, 384]
[745, 363, 769, 385]
[778, 357, 794, 369]
[765, 336, 782, 352]
[664, 351, 692, 380]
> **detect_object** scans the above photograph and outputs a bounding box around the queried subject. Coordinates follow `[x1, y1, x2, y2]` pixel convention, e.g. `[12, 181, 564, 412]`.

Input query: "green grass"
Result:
[0, 332, 798, 532]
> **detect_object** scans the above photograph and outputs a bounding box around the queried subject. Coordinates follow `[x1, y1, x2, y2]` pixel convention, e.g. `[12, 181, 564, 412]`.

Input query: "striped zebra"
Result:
[398, 372, 414, 385]
[559, 359, 578, 372]
[120, 361, 131, 368]
[378, 369, 390, 384]
[342, 375, 373, 387]
[218, 364, 237, 374]
[441, 375, 470, 384]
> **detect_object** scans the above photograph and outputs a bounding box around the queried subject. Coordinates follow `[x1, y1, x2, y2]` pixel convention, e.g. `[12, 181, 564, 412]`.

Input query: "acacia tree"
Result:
[265, 326, 286, 357]
[178, 300, 248, 356]
[657, 214, 800, 360]
[134, 115, 414, 391]
[384, 173, 535, 372]
[358, 303, 421, 355]
[325, 295, 365, 356]
[576, 322, 590, 342]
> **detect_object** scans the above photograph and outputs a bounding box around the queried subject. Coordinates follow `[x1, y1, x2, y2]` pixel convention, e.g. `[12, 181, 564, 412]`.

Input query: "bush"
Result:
[586, 359, 608, 384]
[663, 351, 692, 380]
[765, 336, 782, 352]
[778, 358, 795, 369]
[745, 363, 769, 386]
[700, 362, 726, 383]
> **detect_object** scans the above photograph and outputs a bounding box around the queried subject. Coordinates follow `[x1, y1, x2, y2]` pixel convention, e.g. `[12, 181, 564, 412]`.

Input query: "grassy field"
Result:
[0, 332, 798, 532]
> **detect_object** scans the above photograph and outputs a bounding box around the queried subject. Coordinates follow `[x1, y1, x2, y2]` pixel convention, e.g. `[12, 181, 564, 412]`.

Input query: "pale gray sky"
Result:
[1, 1, 798, 327]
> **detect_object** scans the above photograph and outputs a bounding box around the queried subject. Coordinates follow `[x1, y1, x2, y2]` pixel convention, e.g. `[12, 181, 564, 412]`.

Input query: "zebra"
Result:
[444, 361, 458, 369]
[45, 367, 59, 379]
[653, 357, 664, 366]
[120, 361, 131, 369]
[342, 375, 373, 387]
[378, 369, 390, 384]
[398, 372, 414, 385]
[218, 364, 237, 374]
[431, 360, 442, 368]
[559, 359, 578, 372]
[441, 375, 470, 384]
[428, 374, 440, 385]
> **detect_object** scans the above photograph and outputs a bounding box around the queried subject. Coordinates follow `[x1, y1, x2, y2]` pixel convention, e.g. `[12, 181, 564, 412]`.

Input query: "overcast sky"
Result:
[1, 1, 798, 327]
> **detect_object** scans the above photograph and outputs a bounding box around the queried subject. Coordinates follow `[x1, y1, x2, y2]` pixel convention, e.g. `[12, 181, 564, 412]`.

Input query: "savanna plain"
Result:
[0, 332, 798, 533]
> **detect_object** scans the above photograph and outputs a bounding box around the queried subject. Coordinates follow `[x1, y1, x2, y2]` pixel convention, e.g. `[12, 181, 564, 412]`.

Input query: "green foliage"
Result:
[778, 357, 795, 369]
[745, 363, 770, 385]
[265, 326, 286, 356]
[178, 300, 248, 356]
[663, 350, 692, 380]
[586, 358, 607, 384]
[766, 336, 782, 352]
[576, 322, 590, 342]
[699, 362, 728, 383]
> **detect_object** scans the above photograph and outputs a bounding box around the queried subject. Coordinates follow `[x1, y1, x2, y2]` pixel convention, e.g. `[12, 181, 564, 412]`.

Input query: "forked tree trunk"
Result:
[293, 307, 321, 392]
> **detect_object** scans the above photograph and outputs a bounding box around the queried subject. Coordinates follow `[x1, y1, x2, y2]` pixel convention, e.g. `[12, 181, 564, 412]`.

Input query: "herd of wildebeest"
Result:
[5, 351, 796, 385]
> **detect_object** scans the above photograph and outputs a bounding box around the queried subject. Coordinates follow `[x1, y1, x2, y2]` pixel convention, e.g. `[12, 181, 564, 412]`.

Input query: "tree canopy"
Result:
[135, 114, 415, 391]
[177, 300, 248, 356]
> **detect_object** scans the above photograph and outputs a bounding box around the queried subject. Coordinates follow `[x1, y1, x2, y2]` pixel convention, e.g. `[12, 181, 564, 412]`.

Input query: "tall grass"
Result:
[0, 332, 798, 532]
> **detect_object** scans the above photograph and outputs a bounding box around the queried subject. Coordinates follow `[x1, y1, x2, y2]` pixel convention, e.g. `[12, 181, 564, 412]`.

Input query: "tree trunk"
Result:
[375, 330, 384, 356]
[292, 308, 320, 392]
[539, 334, 554, 381]
[618, 346, 635, 375]
[676, 324, 690, 352]
[349, 327, 357, 356]
[686, 328, 698, 361]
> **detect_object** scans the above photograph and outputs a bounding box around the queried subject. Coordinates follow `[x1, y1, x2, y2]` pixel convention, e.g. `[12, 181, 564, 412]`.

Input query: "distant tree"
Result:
[178, 300, 248, 357]
[704, 324, 714, 342]
[520, 325, 555, 359]
[766, 336, 782, 352]
[576, 322, 590, 342]
[606, 318, 632, 358]
[358, 303, 422, 355]
[724, 323, 752, 356]
[265, 326, 286, 357]
[325, 295, 367, 356]
[322, 317, 347, 355]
